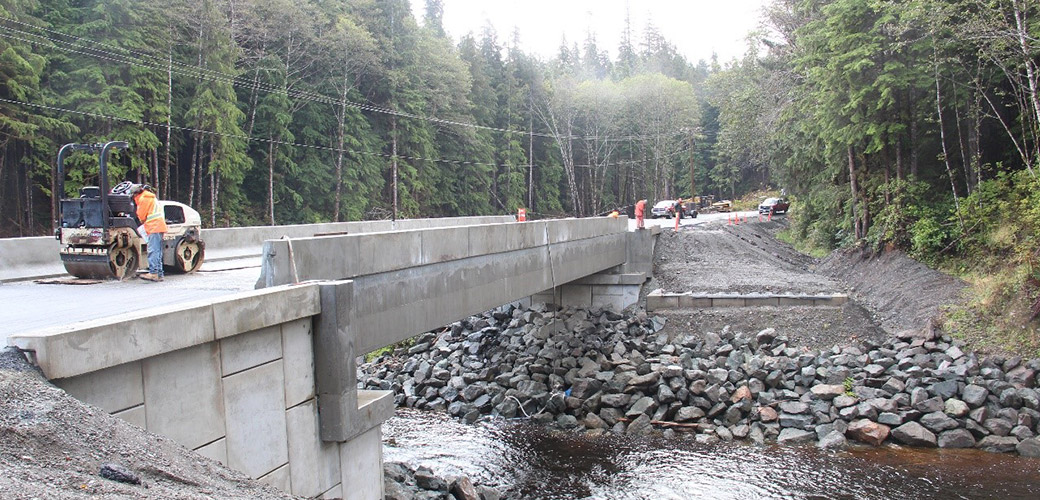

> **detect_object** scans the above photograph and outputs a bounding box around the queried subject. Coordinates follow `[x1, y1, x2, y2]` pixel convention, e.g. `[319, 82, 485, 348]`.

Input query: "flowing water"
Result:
[383, 409, 1040, 499]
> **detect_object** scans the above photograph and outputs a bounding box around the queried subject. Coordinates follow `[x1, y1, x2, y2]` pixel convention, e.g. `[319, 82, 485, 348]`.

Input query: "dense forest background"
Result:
[2, 0, 1040, 337]
[2, 0, 1039, 348]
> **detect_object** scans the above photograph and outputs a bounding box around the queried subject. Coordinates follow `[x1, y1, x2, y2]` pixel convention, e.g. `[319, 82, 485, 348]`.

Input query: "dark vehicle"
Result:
[758, 197, 790, 215]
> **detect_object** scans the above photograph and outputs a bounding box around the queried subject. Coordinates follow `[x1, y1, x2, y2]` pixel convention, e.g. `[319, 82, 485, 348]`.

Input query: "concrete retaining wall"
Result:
[646, 291, 849, 310]
[0, 215, 514, 282]
[8, 284, 392, 500]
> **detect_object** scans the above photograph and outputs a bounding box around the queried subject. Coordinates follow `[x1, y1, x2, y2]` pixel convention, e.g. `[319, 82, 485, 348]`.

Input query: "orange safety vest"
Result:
[134, 190, 168, 235]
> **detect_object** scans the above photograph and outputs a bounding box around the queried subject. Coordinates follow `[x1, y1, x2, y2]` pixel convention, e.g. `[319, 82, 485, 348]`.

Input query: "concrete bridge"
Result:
[5, 216, 655, 499]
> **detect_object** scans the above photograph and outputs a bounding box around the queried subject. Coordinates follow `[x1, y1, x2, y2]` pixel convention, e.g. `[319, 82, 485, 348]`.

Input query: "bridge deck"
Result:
[1, 257, 260, 343]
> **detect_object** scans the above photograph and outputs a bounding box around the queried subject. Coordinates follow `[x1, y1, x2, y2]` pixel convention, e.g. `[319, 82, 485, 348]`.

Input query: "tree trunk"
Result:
[528, 108, 534, 210]
[334, 80, 348, 222]
[1013, 0, 1040, 161]
[848, 145, 860, 240]
[391, 115, 398, 222]
[164, 47, 173, 200]
[268, 139, 276, 225]
[934, 44, 963, 234]
[188, 134, 199, 206]
[209, 142, 217, 227]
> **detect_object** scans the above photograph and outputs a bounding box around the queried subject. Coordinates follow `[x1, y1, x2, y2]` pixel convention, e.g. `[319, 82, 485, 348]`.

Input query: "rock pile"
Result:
[360, 305, 1040, 457]
[384, 462, 501, 500]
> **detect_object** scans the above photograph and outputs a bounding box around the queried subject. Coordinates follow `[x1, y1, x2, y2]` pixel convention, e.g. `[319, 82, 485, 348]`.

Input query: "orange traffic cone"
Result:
[727, 214, 732, 225]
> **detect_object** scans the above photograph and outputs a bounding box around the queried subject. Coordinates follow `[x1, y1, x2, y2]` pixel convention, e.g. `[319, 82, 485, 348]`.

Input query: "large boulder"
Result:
[847, 419, 890, 447]
[777, 428, 816, 445]
[891, 421, 938, 447]
[937, 429, 976, 449]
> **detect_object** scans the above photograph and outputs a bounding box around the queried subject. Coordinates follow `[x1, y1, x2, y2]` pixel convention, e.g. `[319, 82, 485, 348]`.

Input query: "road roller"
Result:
[55, 141, 205, 280]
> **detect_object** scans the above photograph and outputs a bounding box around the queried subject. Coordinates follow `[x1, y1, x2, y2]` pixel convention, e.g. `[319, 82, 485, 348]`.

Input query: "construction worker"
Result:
[134, 185, 168, 282]
[635, 199, 647, 229]
[609, 209, 620, 218]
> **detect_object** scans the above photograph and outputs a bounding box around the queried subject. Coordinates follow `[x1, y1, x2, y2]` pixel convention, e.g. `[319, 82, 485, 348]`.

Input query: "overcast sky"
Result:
[413, 0, 770, 64]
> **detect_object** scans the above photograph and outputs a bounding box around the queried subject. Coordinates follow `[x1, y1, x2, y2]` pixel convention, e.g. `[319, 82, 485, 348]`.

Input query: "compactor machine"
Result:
[55, 141, 205, 279]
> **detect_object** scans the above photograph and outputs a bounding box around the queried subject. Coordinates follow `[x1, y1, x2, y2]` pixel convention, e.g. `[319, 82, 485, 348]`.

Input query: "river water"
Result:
[383, 409, 1040, 499]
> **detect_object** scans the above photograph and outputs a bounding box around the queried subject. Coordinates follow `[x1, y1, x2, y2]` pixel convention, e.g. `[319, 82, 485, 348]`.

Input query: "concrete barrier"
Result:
[0, 215, 514, 282]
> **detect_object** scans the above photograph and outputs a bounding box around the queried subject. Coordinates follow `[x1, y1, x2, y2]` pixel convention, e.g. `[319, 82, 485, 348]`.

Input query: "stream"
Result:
[383, 409, 1040, 499]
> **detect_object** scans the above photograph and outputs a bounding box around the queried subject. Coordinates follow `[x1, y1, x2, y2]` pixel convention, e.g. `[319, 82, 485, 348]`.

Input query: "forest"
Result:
[1, 1, 1040, 344]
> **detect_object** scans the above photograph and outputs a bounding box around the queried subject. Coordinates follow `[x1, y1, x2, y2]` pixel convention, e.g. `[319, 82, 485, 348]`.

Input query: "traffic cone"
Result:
[734, 212, 740, 225]
[727, 214, 732, 225]
[768, 211, 773, 222]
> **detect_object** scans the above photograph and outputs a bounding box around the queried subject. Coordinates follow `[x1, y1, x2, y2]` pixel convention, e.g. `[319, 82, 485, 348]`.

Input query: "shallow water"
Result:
[383, 409, 1040, 499]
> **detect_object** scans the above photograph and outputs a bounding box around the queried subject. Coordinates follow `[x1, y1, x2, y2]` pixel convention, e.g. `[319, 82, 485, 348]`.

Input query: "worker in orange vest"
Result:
[634, 199, 647, 229]
[133, 185, 168, 282]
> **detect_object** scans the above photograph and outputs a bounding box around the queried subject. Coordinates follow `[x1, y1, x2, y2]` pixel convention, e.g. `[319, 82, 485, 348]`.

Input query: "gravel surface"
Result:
[650, 220, 842, 295]
[649, 220, 887, 350]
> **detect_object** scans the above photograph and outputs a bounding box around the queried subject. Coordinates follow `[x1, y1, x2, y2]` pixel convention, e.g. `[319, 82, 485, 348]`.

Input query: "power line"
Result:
[0, 16, 690, 142]
[0, 16, 690, 143]
[0, 96, 686, 172]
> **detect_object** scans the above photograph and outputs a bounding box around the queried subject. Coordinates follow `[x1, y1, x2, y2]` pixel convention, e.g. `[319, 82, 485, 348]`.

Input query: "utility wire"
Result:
[0, 16, 690, 143]
[0, 96, 690, 172]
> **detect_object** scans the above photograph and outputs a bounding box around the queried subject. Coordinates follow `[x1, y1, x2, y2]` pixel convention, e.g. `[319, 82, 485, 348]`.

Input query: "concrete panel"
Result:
[562, 285, 593, 308]
[646, 294, 679, 310]
[320, 484, 344, 499]
[223, 360, 289, 479]
[744, 296, 780, 306]
[10, 299, 216, 380]
[286, 400, 341, 497]
[143, 343, 225, 450]
[258, 464, 292, 493]
[591, 294, 625, 312]
[814, 295, 849, 306]
[420, 227, 470, 264]
[778, 296, 814, 306]
[194, 438, 228, 465]
[471, 221, 546, 255]
[340, 425, 384, 500]
[220, 325, 282, 375]
[712, 297, 747, 307]
[55, 361, 143, 413]
[211, 284, 319, 339]
[358, 231, 422, 275]
[281, 318, 315, 408]
[113, 405, 146, 429]
[680, 295, 713, 308]
[0, 236, 62, 282]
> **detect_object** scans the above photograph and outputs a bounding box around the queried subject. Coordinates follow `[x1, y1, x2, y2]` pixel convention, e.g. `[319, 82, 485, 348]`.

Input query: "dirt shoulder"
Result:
[0, 348, 297, 499]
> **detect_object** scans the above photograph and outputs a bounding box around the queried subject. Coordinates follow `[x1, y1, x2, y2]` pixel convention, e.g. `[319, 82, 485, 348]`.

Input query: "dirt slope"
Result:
[0, 348, 296, 500]
[816, 247, 967, 336]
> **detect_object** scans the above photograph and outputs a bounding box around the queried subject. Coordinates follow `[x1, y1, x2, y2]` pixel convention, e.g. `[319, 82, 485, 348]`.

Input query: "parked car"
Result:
[759, 197, 790, 215]
[650, 200, 689, 219]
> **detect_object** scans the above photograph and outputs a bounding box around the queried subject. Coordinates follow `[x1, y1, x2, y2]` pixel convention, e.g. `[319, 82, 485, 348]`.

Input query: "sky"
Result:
[412, 0, 770, 64]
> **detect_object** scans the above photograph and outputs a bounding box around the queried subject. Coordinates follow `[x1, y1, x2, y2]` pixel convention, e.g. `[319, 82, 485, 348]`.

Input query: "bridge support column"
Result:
[314, 280, 394, 500]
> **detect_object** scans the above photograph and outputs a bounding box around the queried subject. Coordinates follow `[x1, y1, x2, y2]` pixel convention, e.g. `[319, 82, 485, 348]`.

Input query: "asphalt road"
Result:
[1, 257, 261, 342]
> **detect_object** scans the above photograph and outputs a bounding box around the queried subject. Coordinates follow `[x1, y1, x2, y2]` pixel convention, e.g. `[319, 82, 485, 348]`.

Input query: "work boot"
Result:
[140, 273, 158, 282]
